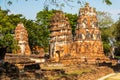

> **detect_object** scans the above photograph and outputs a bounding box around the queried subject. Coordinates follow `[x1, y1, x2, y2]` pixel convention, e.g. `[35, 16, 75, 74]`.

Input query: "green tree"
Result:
[65, 13, 77, 36]
[35, 9, 55, 52]
[97, 11, 113, 28]
[113, 20, 120, 56]
[23, 19, 50, 52]
[6, 0, 112, 7]
[35, 9, 78, 52]
[97, 11, 114, 54]
[0, 8, 24, 53]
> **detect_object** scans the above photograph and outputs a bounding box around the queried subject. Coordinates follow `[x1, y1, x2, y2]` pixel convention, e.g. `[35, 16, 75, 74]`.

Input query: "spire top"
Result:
[85, 2, 89, 7]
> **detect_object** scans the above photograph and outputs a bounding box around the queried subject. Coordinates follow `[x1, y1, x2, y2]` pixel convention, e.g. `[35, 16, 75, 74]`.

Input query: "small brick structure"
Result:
[15, 23, 31, 56]
[49, 3, 108, 63]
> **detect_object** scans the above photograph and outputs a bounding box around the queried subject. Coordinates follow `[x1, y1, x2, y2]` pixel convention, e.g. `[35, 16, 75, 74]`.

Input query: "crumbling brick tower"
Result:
[74, 3, 105, 59]
[15, 23, 31, 55]
[49, 11, 72, 61]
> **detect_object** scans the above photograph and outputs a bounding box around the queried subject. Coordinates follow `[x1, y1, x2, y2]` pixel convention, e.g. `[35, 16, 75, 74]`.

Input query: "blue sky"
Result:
[0, 0, 120, 21]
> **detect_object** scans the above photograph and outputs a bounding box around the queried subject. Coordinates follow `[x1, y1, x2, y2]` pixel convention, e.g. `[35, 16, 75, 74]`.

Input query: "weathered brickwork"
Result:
[74, 3, 104, 58]
[49, 3, 106, 62]
[49, 11, 72, 61]
[15, 23, 31, 55]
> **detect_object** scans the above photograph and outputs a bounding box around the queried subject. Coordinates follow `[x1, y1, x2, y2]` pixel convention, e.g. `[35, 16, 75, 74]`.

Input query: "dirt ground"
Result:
[105, 73, 120, 80]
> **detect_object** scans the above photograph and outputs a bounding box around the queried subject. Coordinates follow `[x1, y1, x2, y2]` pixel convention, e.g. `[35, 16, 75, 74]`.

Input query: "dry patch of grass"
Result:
[66, 68, 92, 75]
[45, 69, 92, 80]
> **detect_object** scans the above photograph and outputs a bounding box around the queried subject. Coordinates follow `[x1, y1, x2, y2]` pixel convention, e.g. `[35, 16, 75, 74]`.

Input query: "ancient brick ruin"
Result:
[15, 23, 31, 55]
[74, 3, 105, 58]
[49, 11, 73, 61]
[49, 3, 107, 63]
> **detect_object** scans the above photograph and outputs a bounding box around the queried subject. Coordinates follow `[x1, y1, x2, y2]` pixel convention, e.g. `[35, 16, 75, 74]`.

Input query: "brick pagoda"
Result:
[15, 23, 31, 55]
[74, 3, 105, 59]
[49, 3, 108, 63]
[49, 11, 72, 61]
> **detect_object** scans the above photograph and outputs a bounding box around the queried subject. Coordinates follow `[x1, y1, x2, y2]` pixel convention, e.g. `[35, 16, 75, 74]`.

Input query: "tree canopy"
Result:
[0, 8, 23, 53]
[113, 19, 120, 56]
[33, 9, 77, 52]
[6, 0, 112, 7]
[97, 11, 114, 54]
